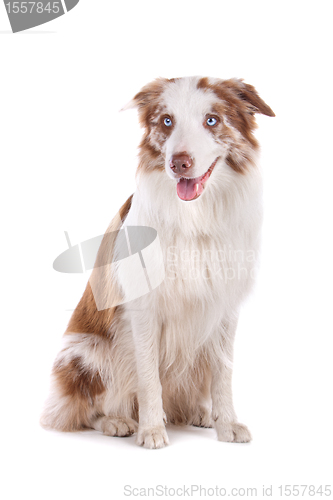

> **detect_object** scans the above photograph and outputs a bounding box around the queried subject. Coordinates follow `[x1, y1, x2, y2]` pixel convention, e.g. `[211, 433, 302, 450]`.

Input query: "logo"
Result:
[53, 225, 165, 310]
[3, 0, 79, 33]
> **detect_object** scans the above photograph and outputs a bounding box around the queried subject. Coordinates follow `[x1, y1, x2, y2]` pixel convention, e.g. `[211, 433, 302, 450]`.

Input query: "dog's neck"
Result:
[127, 159, 263, 241]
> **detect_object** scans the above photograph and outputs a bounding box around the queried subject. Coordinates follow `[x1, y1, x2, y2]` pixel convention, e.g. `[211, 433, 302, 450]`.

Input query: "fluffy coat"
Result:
[41, 76, 274, 448]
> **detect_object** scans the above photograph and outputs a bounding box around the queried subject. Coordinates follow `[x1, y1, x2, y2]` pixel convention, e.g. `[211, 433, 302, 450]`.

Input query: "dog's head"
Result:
[124, 77, 274, 202]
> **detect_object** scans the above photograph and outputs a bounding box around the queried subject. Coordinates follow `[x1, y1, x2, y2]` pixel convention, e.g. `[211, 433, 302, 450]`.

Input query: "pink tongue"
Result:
[177, 177, 204, 201]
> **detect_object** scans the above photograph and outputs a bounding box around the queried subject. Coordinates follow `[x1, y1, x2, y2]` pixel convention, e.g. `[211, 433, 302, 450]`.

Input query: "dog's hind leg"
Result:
[41, 328, 139, 436]
[91, 415, 138, 437]
[40, 350, 106, 432]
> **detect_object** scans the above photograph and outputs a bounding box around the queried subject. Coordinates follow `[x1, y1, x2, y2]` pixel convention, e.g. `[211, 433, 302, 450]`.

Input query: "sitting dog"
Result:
[41, 76, 274, 448]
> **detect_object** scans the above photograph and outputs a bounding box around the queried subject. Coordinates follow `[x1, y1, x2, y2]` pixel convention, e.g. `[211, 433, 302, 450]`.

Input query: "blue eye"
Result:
[206, 117, 218, 127]
[164, 117, 172, 127]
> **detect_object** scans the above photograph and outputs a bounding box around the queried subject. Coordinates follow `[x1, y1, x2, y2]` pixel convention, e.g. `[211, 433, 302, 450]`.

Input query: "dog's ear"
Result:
[121, 78, 169, 112]
[210, 79, 274, 173]
[221, 78, 275, 117]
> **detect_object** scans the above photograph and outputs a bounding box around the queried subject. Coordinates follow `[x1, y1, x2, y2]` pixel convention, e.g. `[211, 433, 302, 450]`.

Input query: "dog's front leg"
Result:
[211, 317, 252, 443]
[131, 310, 169, 449]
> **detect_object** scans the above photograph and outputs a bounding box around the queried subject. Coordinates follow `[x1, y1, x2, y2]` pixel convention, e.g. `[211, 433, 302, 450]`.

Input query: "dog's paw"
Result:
[136, 425, 169, 449]
[189, 406, 213, 428]
[97, 416, 138, 437]
[215, 422, 252, 443]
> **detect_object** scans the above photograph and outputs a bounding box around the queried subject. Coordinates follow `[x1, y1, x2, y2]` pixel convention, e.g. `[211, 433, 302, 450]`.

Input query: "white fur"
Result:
[115, 79, 263, 446]
[119, 165, 261, 446]
[42, 77, 267, 449]
[160, 78, 225, 179]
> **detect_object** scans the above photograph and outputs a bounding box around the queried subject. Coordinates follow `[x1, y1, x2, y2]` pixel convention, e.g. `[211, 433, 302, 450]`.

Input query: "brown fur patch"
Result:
[65, 194, 133, 338]
[225, 152, 253, 174]
[197, 77, 210, 90]
[210, 82, 260, 149]
[131, 78, 170, 129]
[54, 356, 105, 402]
[197, 77, 274, 173]
[197, 77, 274, 118]
[136, 135, 165, 176]
[43, 355, 106, 432]
[137, 113, 175, 174]
[129, 79, 173, 176]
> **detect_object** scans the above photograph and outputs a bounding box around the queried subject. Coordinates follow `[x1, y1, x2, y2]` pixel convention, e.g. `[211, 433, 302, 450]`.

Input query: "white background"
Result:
[1, 1, 332, 499]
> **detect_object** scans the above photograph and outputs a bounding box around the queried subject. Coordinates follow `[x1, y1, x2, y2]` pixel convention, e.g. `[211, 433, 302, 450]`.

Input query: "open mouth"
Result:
[176, 157, 219, 201]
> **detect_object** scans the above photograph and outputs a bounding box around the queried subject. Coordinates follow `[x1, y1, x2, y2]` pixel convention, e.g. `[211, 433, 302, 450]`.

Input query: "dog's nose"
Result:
[170, 153, 193, 175]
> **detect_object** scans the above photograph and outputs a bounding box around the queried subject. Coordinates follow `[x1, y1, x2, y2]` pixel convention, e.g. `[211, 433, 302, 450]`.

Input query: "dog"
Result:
[41, 76, 274, 448]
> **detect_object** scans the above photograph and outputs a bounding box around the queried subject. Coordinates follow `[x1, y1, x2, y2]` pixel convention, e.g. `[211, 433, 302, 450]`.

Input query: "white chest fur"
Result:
[117, 166, 263, 364]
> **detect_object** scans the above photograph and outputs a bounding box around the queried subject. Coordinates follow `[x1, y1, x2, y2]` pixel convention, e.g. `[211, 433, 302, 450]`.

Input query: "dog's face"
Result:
[125, 77, 274, 201]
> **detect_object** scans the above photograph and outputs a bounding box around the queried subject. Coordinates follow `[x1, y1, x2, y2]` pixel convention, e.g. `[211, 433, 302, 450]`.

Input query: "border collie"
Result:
[41, 76, 274, 448]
